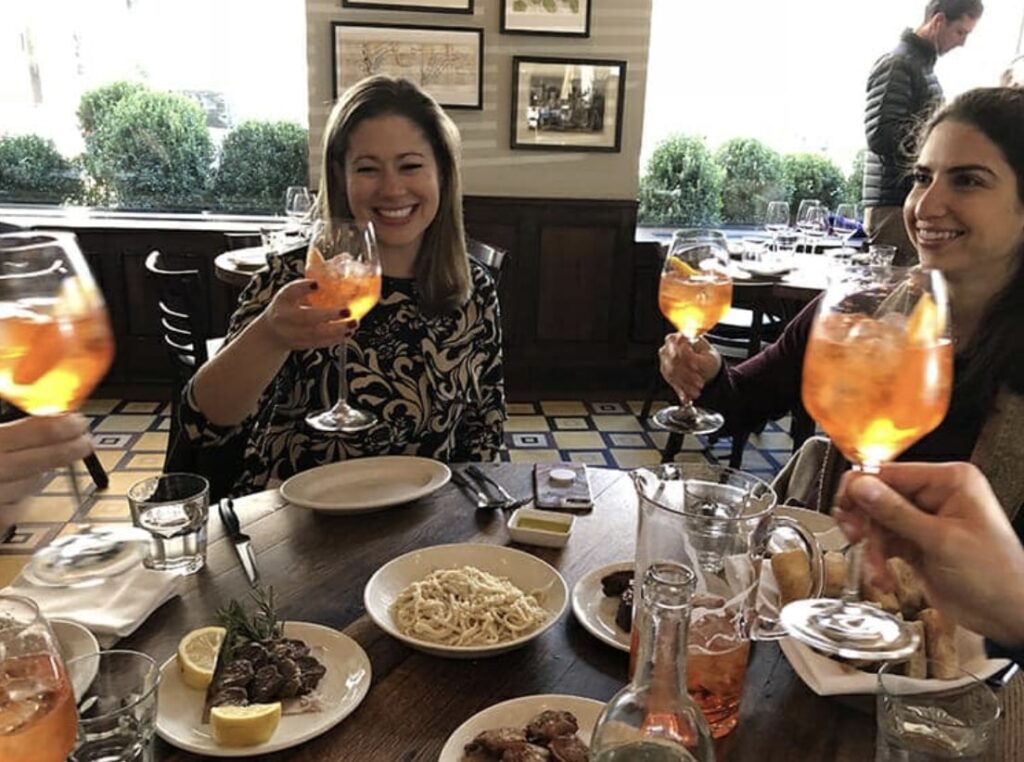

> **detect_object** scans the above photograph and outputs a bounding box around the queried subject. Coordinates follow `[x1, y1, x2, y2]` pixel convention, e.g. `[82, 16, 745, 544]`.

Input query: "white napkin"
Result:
[4, 566, 182, 646]
[779, 629, 1010, 696]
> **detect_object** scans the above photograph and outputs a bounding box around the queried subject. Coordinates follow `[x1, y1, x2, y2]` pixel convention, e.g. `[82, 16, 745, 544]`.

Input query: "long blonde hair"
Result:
[317, 76, 470, 315]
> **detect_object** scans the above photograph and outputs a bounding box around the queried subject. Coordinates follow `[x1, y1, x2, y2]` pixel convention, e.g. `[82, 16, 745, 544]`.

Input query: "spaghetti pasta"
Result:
[390, 565, 549, 647]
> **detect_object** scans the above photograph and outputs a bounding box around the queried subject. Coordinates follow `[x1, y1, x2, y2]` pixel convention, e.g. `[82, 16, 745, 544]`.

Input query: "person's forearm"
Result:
[192, 314, 292, 426]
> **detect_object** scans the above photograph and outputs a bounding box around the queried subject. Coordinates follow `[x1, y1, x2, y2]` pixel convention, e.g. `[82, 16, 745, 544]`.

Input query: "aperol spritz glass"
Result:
[651, 230, 733, 436]
[304, 219, 382, 433]
[780, 266, 953, 659]
[0, 596, 77, 762]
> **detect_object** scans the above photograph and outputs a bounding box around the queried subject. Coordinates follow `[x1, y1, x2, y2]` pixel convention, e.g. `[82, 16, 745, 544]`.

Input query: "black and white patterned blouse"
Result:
[180, 247, 505, 496]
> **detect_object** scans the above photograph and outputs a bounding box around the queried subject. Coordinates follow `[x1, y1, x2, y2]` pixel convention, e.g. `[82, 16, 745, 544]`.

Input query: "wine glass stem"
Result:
[336, 340, 350, 408]
[66, 465, 83, 509]
[841, 461, 881, 604]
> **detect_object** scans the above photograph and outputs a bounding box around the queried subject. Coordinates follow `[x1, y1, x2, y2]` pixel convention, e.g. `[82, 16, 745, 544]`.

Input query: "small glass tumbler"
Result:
[876, 660, 1001, 761]
[869, 245, 898, 267]
[66, 650, 160, 762]
[127, 473, 209, 574]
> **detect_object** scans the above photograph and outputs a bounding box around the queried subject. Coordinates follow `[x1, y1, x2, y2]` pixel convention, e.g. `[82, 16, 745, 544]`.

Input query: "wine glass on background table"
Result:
[0, 233, 113, 501]
[832, 202, 861, 243]
[0, 596, 77, 762]
[304, 219, 382, 433]
[284, 186, 313, 220]
[650, 230, 733, 436]
[780, 266, 953, 659]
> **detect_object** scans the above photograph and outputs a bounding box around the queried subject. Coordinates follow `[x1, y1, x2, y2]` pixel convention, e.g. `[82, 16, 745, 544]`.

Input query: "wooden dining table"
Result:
[119, 464, 1022, 761]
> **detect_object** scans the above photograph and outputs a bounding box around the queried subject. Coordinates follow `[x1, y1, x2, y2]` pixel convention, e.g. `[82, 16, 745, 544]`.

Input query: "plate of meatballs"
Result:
[156, 621, 371, 756]
[439, 694, 601, 762]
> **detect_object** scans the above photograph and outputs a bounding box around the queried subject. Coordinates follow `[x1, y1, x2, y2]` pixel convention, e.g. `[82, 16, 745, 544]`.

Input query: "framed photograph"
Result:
[511, 57, 626, 152]
[341, 0, 474, 14]
[501, 0, 591, 37]
[332, 22, 483, 109]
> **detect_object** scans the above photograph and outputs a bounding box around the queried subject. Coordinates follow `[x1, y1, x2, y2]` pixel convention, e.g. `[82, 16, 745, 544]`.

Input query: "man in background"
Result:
[862, 0, 983, 265]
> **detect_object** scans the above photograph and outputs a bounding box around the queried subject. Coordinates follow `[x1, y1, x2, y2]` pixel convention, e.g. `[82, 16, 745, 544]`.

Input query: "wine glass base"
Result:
[651, 405, 724, 436]
[780, 598, 920, 660]
[305, 406, 377, 434]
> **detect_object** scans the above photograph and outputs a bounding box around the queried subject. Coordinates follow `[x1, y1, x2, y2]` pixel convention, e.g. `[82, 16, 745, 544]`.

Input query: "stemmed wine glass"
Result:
[0, 596, 77, 762]
[304, 219, 382, 433]
[0, 233, 114, 500]
[284, 186, 313, 220]
[832, 202, 861, 243]
[780, 266, 953, 659]
[764, 201, 790, 238]
[650, 230, 733, 436]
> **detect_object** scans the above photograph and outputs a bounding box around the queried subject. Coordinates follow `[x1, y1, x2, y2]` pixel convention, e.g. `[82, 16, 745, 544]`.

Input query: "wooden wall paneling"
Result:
[536, 225, 613, 343]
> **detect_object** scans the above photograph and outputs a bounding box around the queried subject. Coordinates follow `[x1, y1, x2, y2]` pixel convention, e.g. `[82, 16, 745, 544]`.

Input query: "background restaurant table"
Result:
[214, 245, 266, 288]
[118, 465, 1022, 761]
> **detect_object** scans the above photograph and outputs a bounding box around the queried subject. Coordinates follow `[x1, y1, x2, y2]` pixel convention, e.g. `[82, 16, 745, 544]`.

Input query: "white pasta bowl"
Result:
[363, 542, 569, 659]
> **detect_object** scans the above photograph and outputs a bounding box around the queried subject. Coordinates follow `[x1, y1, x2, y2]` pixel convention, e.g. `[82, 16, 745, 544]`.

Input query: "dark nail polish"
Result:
[339, 308, 351, 319]
[309, 282, 318, 290]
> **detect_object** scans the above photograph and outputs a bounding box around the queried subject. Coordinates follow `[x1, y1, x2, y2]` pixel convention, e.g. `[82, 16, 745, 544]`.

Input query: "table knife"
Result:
[218, 499, 260, 587]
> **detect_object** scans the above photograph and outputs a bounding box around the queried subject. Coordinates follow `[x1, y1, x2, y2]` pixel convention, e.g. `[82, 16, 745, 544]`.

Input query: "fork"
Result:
[461, 467, 532, 510]
[451, 469, 530, 510]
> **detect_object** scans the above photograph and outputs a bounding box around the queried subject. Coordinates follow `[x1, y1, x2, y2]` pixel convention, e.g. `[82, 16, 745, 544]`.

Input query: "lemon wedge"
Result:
[906, 293, 943, 345]
[211, 703, 283, 747]
[667, 257, 699, 278]
[176, 626, 226, 690]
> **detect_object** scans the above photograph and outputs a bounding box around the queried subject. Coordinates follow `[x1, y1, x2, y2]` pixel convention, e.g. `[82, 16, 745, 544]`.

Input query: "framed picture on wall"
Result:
[332, 22, 483, 109]
[511, 56, 626, 152]
[341, 0, 474, 14]
[500, 0, 591, 37]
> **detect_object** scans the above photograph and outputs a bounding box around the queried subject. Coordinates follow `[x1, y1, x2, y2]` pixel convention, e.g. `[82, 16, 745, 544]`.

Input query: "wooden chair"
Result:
[144, 251, 239, 499]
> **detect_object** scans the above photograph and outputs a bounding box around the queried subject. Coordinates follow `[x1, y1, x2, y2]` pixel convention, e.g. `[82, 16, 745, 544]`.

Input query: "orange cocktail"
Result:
[0, 653, 77, 762]
[0, 300, 114, 416]
[659, 269, 733, 339]
[687, 638, 751, 738]
[305, 247, 381, 320]
[802, 310, 953, 466]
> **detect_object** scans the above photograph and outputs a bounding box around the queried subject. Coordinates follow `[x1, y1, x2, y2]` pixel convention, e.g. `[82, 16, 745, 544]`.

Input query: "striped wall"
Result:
[304, 0, 653, 200]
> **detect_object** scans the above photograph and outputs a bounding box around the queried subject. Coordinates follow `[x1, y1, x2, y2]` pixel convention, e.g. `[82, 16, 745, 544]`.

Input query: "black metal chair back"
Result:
[467, 239, 508, 283]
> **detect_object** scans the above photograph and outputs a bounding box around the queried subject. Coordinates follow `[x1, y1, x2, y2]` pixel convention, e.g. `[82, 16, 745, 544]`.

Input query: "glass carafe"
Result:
[590, 562, 716, 762]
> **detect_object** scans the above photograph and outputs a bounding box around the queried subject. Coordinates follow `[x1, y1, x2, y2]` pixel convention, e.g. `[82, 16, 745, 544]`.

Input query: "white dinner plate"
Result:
[571, 562, 632, 653]
[364, 543, 568, 659]
[736, 260, 795, 278]
[156, 621, 371, 757]
[227, 249, 267, 269]
[438, 694, 604, 762]
[280, 456, 451, 513]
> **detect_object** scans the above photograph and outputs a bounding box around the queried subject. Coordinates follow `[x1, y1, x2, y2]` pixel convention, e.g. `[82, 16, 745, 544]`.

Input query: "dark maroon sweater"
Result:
[696, 298, 984, 463]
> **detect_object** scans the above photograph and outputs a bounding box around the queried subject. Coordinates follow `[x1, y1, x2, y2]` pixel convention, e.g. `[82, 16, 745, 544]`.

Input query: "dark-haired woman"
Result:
[182, 76, 505, 496]
[660, 87, 1024, 530]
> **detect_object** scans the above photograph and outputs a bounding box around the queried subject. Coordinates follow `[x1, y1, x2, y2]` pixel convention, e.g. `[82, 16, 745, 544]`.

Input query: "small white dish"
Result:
[51, 619, 100, 697]
[507, 507, 574, 548]
[571, 562, 632, 653]
[438, 694, 604, 762]
[156, 621, 371, 757]
[280, 455, 451, 513]
[364, 543, 568, 659]
[775, 505, 847, 552]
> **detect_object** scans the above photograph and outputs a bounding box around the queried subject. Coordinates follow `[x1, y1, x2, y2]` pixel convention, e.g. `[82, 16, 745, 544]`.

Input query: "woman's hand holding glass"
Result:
[834, 462, 1024, 649]
[257, 280, 357, 353]
[658, 335, 722, 404]
[0, 415, 92, 508]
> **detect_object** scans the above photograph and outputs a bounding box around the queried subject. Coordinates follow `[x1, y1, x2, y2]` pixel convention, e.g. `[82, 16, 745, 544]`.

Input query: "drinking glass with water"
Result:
[127, 473, 210, 574]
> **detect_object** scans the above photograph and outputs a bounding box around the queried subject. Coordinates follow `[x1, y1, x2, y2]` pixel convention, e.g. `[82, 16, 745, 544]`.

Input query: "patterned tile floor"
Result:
[0, 398, 795, 585]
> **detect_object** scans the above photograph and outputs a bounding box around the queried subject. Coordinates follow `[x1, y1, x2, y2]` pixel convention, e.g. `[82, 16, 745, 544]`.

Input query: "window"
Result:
[639, 0, 1023, 227]
[0, 0, 308, 215]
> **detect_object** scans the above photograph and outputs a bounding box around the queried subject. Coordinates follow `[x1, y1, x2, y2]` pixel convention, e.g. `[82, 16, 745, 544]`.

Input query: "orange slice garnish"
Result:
[305, 245, 326, 275]
[12, 319, 64, 385]
[906, 293, 944, 345]
[667, 257, 699, 278]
